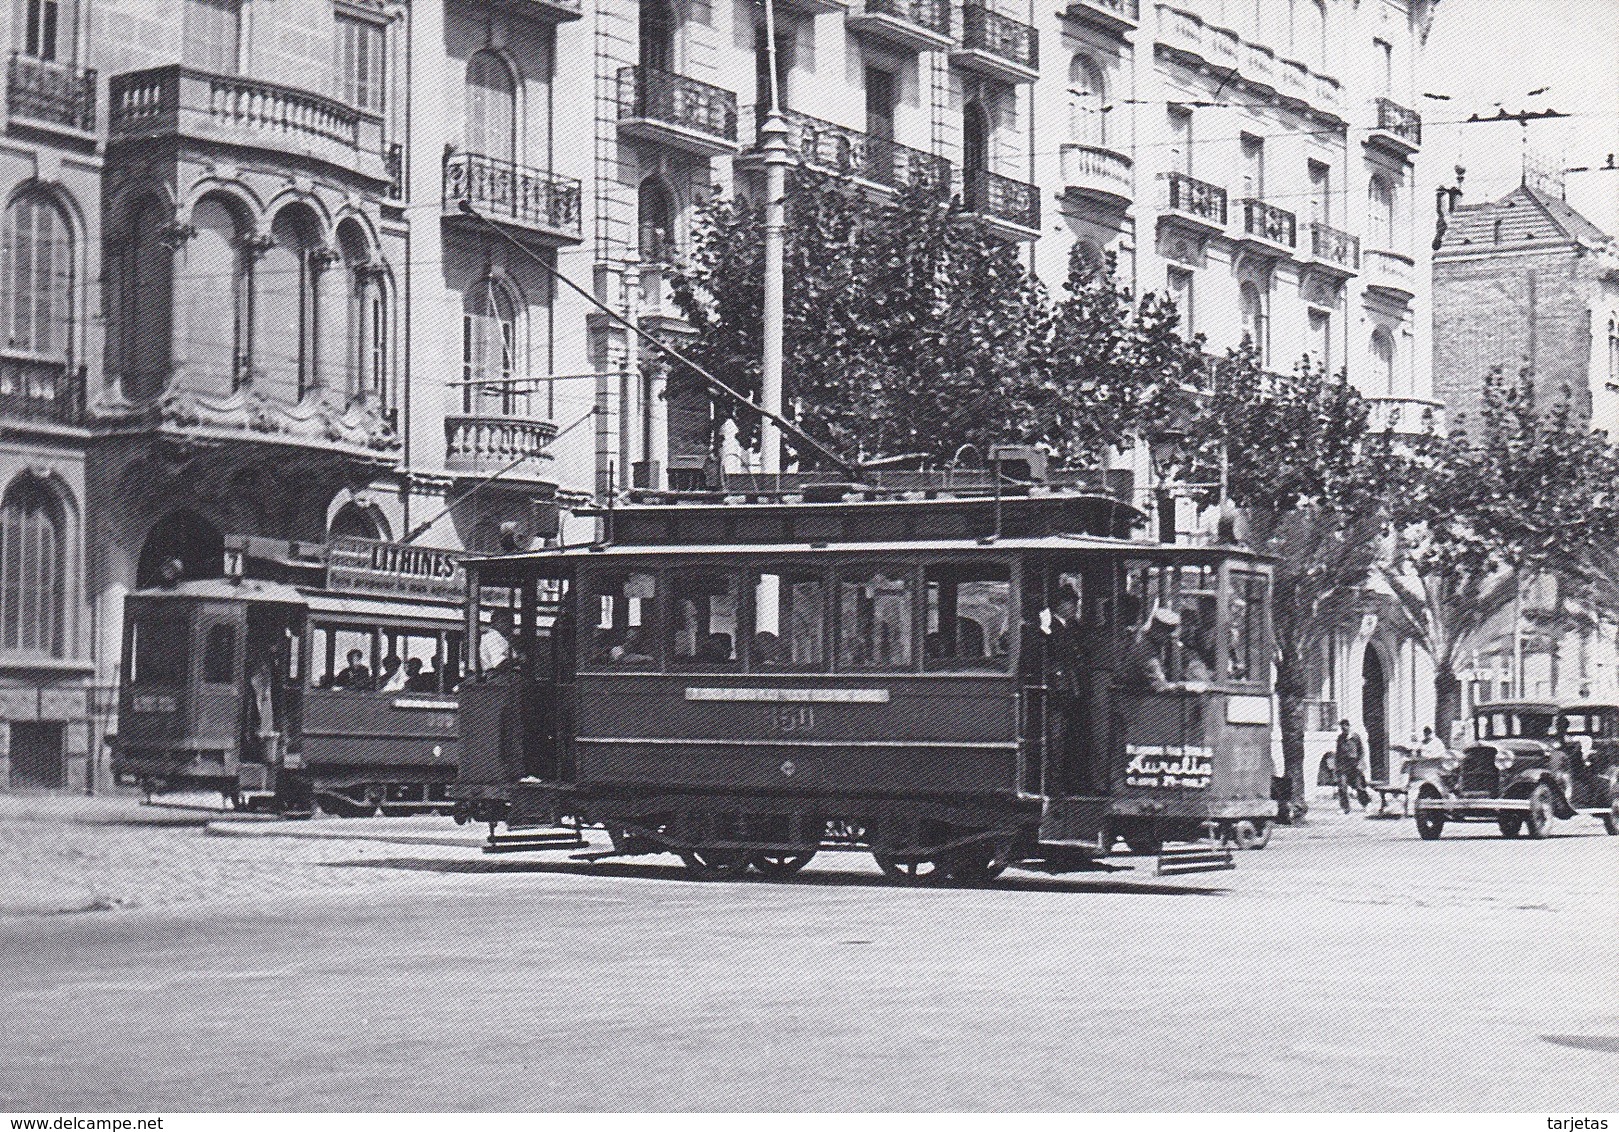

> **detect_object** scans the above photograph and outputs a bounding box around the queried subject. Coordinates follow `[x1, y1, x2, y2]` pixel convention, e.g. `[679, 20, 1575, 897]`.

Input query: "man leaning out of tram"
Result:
[1121, 607, 1207, 695]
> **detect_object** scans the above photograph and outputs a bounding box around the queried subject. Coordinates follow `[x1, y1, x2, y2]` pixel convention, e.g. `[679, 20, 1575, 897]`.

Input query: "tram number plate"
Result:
[1124, 745, 1213, 790]
[767, 705, 816, 734]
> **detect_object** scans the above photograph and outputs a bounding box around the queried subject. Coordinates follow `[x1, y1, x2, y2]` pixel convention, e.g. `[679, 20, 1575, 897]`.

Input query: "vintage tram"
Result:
[452, 476, 1279, 879]
[112, 535, 471, 815]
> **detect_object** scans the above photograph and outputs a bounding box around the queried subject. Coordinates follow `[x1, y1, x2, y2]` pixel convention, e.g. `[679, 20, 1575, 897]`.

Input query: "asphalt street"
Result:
[1, 796, 1615, 1112]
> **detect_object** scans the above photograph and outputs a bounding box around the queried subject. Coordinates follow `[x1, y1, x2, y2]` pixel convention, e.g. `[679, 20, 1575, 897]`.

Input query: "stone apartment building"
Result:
[1433, 181, 1619, 712]
[0, 0, 1442, 790]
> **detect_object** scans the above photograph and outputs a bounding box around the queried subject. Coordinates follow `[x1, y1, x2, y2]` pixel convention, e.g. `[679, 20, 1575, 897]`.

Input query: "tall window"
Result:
[463, 278, 520, 415]
[1069, 54, 1107, 148]
[115, 198, 172, 401]
[1308, 309, 1331, 371]
[640, 0, 675, 73]
[338, 222, 383, 404]
[962, 100, 989, 201]
[183, 0, 240, 74]
[865, 66, 896, 142]
[336, 13, 385, 114]
[0, 477, 62, 657]
[22, 0, 60, 61]
[187, 196, 246, 392]
[1371, 327, 1396, 395]
[466, 50, 516, 163]
[1167, 106, 1193, 175]
[637, 176, 675, 264]
[259, 206, 323, 402]
[1240, 134, 1265, 199]
[2, 192, 70, 359]
[1240, 280, 1268, 364]
[1308, 160, 1331, 225]
[1368, 174, 1395, 249]
[1374, 38, 1393, 94]
[1167, 267, 1194, 339]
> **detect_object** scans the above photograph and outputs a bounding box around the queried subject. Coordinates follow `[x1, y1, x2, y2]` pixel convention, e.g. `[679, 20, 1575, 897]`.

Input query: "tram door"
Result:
[192, 602, 247, 766]
[1023, 560, 1119, 802]
[241, 602, 306, 772]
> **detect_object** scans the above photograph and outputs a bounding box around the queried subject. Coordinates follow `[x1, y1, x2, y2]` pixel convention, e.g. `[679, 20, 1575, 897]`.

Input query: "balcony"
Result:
[617, 66, 738, 157]
[1160, 171, 1226, 236]
[1236, 197, 1297, 256]
[1363, 248, 1417, 301]
[442, 151, 583, 245]
[1365, 395, 1443, 436]
[1060, 0, 1139, 36]
[7, 54, 96, 136]
[1155, 5, 1342, 119]
[492, 0, 583, 20]
[744, 108, 951, 195]
[108, 66, 390, 186]
[1059, 143, 1132, 208]
[0, 358, 83, 428]
[847, 0, 955, 53]
[444, 413, 558, 479]
[1369, 97, 1421, 156]
[1304, 222, 1360, 279]
[964, 169, 1040, 239]
[951, 6, 1039, 83]
[759, 0, 848, 12]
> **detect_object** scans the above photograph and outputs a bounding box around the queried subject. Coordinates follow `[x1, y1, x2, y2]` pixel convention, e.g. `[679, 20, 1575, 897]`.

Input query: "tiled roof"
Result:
[1437, 182, 1613, 254]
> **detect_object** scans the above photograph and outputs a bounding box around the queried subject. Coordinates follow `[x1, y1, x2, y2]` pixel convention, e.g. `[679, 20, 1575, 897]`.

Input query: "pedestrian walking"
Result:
[1334, 718, 1371, 812]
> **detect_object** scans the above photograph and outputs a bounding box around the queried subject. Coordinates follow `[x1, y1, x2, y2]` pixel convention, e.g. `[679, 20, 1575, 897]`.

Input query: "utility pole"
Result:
[758, 0, 789, 475]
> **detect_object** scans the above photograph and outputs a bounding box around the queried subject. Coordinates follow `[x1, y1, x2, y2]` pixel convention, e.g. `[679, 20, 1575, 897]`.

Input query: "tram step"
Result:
[483, 831, 590, 855]
[1155, 842, 1235, 877]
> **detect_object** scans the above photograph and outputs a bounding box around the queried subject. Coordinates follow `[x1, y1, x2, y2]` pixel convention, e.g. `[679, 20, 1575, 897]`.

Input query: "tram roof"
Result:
[127, 578, 308, 606]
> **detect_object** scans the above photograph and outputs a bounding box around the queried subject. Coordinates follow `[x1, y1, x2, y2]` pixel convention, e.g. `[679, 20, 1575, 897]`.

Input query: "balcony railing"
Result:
[0, 358, 83, 426]
[1308, 222, 1359, 270]
[444, 413, 558, 477]
[1240, 198, 1297, 248]
[961, 5, 1039, 70]
[1059, 143, 1132, 203]
[7, 53, 96, 133]
[1062, 0, 1139, 30]
[108, 66, 389, 183]
[1365, 395, 1442, 436]
[863, 0, 951, 37]
[618, 65, 737, 148]
[964, 169, 1040, 232]
[1375, 97, 1422, 147]
[443, 151, 582, 241]
[752, 108, 951, 194]
[1164, 171, 1227, 226]
[1364, 248, 1416, 296]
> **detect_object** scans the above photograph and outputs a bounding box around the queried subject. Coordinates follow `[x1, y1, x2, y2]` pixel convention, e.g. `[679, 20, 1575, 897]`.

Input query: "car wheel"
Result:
[1414, 788, 1445, 840]
[1525, 783, 1555, 839]
[1496, 815, 1523, 838]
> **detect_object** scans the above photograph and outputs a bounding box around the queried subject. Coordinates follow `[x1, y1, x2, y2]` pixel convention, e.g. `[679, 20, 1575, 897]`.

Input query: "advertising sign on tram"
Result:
[326, 538, 466, 602]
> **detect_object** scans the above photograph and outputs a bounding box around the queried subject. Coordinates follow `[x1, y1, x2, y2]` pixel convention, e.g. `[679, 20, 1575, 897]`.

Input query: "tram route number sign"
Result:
[327, 538, 465, 601]
[1124, 744, 1213, 790]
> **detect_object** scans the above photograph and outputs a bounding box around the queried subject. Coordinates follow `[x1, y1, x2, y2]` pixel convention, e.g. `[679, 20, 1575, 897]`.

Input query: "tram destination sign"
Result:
[327, 538, 466, 601]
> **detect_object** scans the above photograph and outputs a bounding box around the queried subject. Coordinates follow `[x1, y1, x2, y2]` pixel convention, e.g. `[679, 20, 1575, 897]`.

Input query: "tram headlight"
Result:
[1494, 749, 1515, 771]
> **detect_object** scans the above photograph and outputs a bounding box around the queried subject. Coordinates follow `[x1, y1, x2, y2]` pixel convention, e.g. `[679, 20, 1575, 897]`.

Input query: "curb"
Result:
[203, 819, 487, 850]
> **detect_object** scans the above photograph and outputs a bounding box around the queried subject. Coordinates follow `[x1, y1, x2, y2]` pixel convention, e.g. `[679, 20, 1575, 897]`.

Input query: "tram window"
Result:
[1126, 561, 1219, 681]
[201, 624, 236, 685]
[838, 566, 915, 671]
[750, 571, 827, 671]
[310, 623, 378, 691]
[924, 564, 1011, 671]
[1226, 570, 1269, 685]
[580, 571, 659, 670]
[672, 570, 741, 668]
[378, 629, 445, 693]
[129, 618, 187, 685]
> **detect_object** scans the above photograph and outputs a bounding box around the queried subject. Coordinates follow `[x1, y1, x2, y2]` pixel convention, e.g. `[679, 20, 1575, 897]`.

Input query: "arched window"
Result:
[337, 221, 384, 405]
[0, 477, 63, 657]
[463, 277, 522, 416]
[466, 50, 517, 164]
[2, 191, 71, 360]
[136, 509, 221, 589]
[638, 176, 675, 264]
[1368, 174, 1395, 249]
[640, 0, 675, 73]
[259, 205, 323, 403]
[114, 197, 172, 402]
[187, 196, 247, 393]
[1240, 280, 1268, 365]
[1068, 54, 1106, 148]
[962, 99, 989, 208]
[1371, 327, 1396, 395]
[329, 501, 386, 541]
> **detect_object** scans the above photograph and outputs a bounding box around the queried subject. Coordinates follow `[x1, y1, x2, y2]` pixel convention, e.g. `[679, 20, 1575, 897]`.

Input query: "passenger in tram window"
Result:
[751, 630, 783, 668]
[480, 608, 514, 671]
[699, 632, 734, 664]
[1121, 608, 1207, 695]
[332, 649, 374, 691]
[1178, 604, 1215, 684]
[379, 654, 405, 692]
[402, 657, 436, 693]
[609, 627, 654, 666]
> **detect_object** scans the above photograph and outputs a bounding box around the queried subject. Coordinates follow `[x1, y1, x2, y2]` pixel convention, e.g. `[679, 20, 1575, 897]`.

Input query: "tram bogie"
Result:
[452, 483, 1278, 880]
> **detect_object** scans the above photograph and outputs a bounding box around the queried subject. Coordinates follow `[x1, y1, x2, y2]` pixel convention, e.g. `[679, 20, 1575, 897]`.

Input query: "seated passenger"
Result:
[379, 654, 406, 692]
[609, 628, 653, 666]
[1121, 608, 1207, 695]
[956, 616, 985, 659]
[331, 649, 373, 691]
[402, 657, 438, 693]
[752, 631, 783, 667]
[700, 632, 733, 663]
[924, 631, 949, 661]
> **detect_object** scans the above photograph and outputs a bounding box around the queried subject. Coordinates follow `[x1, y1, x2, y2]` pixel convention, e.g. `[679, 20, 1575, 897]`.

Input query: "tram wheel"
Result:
[873, 850, 942, 883]
[681, 848, 750, 879]
[939, 847, 1008, 885]
[1231, 820, 1262, 850]
[750, 851, 816, 878]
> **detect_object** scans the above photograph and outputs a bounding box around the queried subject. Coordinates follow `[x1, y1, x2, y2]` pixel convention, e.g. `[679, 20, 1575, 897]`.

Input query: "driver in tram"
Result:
[1121, 607, 1208, 695]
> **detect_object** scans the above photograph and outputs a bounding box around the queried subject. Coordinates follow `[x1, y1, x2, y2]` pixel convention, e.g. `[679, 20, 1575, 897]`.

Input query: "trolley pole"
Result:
[758, 0, 789, 476]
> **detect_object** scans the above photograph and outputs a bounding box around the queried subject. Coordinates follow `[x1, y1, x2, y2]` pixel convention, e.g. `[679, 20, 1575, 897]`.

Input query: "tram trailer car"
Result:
[112, 542, 468, 816]
[453, 487, 1278, 879]
[1411, 700, 1619, 839]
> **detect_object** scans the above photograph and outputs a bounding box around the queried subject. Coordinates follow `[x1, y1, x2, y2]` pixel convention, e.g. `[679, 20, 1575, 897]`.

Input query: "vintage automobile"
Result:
[1410, 700, 1619, 839]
